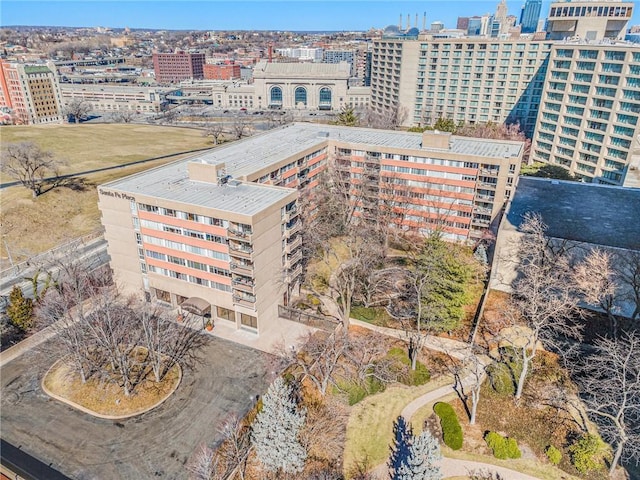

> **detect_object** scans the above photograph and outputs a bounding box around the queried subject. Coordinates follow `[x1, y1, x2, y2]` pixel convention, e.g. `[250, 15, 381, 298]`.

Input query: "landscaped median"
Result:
[42, 354, 182, 419]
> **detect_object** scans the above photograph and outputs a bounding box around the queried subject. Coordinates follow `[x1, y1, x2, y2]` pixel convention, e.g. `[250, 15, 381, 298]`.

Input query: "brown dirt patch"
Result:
[43, 357, 181, 418]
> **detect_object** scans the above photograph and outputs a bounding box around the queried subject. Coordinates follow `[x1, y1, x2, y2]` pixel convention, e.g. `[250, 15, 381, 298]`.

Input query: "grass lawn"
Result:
[0, 124, 212, 266]
[343, 376, 451, 476]
[350, 304, 394, 327]
[0, 123, 211, 178]
[43, 354, 181, 418]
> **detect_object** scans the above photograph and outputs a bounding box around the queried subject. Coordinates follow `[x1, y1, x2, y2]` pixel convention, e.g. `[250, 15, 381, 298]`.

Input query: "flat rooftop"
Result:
[505, 177, 640, 251]
[102, 163, 294, 217]
[191, 123, 523, 178]
[102, 123, 523, 214]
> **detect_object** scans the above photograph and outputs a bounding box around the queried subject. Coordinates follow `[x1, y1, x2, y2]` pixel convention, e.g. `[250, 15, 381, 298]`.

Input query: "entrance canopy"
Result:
[180, 297, 211, 316]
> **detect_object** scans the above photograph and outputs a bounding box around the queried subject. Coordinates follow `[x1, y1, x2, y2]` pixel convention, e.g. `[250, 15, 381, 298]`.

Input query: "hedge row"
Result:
[434, 402, 463, 450]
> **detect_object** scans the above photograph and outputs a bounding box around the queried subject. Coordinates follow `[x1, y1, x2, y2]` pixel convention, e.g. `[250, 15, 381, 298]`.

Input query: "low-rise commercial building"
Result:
[59, 83, 169, 113]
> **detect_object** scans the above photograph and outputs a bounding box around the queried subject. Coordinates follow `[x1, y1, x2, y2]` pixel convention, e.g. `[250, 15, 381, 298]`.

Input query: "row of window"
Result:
[145, 249, 231, 277]
[140, 219, 227, 244]
[380, 164, 466, 181]
[142, 234, 230, 262]
[147, 265, 232, 292]
[138, 203, 228, 227]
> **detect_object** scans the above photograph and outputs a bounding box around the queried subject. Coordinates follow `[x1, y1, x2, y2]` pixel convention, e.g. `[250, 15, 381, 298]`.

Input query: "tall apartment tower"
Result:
[152, 52, 206, 84]
[530, 42, 640, 186]
[0, 60, 64, 125]
[546, 1, 634, 41]
[369, 37, 552, 134]
[520, 0, 542, 33]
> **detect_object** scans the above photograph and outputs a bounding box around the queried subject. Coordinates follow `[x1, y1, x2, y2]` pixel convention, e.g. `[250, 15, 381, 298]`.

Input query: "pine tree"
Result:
[332, 105, 359, 127]
[392, 428, 443, 480]
[251, 377, 307, 475]
[7, 285, 34, 331]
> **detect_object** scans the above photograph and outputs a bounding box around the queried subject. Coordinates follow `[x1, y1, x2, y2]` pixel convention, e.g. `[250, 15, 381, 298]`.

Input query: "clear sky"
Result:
[2, 0, 639, 32]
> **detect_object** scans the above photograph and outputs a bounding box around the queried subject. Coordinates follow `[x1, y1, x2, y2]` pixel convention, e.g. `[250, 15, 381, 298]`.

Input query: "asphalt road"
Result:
[0, 334, 275, 479]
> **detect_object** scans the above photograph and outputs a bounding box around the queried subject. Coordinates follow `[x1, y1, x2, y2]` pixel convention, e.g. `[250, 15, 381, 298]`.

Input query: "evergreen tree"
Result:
[251, 377, 307, 475]
[389, 417, 442, 480]
[332, 105, 359, 127]
[7, 285, 34, 331]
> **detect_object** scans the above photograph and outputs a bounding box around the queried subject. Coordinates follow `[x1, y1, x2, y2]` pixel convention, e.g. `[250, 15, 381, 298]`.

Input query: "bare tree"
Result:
[361, 105, 408, 130]
[202, 123, 225, 145]
[114, 109, 139, 123]
[289, 329, 349, 396]
[505, 213, 582, 401]
[575, 332, 640, 477]
[217, 414, 251, 480]
[345, 330, 398, 386]
[614, 250, 640, 321]
[64, 99, 92, 124]
[139, 304, 207, 383]
[186, 443, 217, 480]
[231, 115, 252, 139]
[1, 142, 65, 197]
[447, 346, 488, 425]
[574, 248, 620, 338]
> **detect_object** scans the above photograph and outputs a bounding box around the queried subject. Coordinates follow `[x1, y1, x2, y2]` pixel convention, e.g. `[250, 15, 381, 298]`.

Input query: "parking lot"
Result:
[0, 334, 275, 479]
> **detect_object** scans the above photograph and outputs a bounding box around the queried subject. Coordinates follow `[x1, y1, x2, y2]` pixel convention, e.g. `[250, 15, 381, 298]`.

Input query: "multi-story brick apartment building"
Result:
[530, 41, 640, 187]
[369, 36, 554, 135]
[99, 123, 523, 337]
[0, 60, 64, 125]
[152, 52, 206, 84]
[203, 63, 241, 81]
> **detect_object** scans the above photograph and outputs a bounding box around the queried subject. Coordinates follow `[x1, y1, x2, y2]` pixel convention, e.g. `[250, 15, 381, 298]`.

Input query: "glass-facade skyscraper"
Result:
[520, 0, 542, 33]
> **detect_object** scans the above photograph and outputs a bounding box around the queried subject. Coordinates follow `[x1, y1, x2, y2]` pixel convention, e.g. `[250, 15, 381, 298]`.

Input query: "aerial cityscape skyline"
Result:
[4, 0, 639, 31]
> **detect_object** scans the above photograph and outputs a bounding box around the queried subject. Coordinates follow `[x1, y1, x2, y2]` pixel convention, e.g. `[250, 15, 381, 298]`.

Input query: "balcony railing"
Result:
[284, 207, 298, 222]
[286, 221, 301, 235]
[232, 281, 255, 294]
[230, 262, 253, 275]
[227, 228, 252, 241]
[286, 249, 303, 266]
[286, 264, 303, 284]
[285, 235, 302, 253]
[233, 295, 257, 309]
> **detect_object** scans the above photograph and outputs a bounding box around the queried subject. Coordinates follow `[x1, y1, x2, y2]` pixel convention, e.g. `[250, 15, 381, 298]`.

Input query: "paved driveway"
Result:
[0, 335, 274, 479]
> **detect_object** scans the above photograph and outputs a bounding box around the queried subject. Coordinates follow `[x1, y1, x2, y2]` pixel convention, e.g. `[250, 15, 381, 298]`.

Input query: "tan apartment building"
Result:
[530, 41, 640, 186]
[546, 0, 634, 41]
[369, 36, 554, 134]
[99, 123, 522, 337]
[0, 60, 64, 125]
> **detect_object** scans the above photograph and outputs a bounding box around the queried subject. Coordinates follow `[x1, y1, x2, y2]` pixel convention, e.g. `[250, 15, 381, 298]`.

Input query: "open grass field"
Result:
[0, 123, 211, 178]
[0, 124, 212, 265]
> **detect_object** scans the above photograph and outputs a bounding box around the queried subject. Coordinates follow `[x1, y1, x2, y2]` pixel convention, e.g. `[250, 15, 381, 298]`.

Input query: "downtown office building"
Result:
[99, 124, 523, 337]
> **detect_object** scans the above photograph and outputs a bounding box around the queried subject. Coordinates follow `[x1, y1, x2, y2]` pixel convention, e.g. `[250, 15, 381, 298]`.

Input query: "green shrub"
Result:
[506, 437, 522, 459]
[336, 377, 386, 406]
[487, 347, 524, 396]
[484, 431, 521, 460]
[434, 402, 463, 450]
[569, 434, 608, 474]
[386, 347, 431, 386]
[545, 445, 562, 465]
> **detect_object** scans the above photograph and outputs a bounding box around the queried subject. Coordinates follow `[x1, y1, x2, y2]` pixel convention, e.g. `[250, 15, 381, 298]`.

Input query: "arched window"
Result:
[270, 86, 283, 107]
[294, 86, 307, 106]
[319, 87, 332, 110]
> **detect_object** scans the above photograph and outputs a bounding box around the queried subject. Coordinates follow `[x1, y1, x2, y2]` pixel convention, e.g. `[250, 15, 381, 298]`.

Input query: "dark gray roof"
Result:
[505, 177, 640, 251]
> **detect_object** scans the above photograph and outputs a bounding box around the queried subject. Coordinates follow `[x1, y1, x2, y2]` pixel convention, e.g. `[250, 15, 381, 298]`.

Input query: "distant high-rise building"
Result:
[467, 16, 483, 35]
[546, 1, 634, 41]
[457, 17, 470, 31]
[520, 0, 542, 33]
[323, 50, 356, 76]
[431, 21, 445, 32]
[530, 42, 640, 187]
[0, 60, 64, 125]
[369, 37, 552, 133]
[153, 52, 205, 84]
